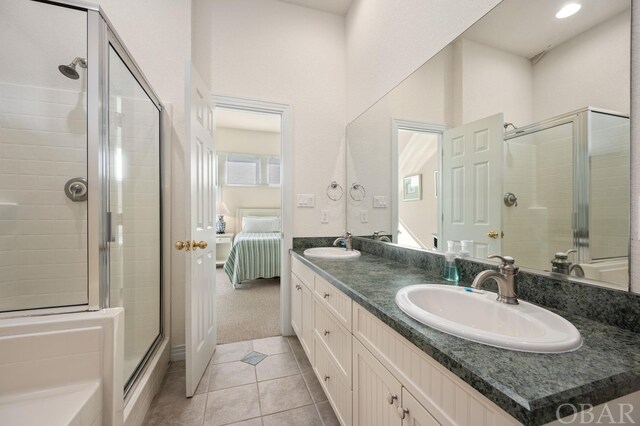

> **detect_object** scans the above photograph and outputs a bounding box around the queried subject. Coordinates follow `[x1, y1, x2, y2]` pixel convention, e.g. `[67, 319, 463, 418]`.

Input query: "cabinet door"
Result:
[301, 282, 314, 357]
[291, 273, 303, 336]
[401, 388, 439, 426]
[353, 338, 402, 426]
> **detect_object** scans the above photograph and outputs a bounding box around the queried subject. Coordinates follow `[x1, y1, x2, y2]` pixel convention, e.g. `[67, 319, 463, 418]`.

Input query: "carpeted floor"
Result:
[216, 267, 281, 344]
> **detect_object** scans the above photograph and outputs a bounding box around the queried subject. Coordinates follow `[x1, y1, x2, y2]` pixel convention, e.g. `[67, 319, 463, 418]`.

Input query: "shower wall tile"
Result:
[0, 82, 88, 312]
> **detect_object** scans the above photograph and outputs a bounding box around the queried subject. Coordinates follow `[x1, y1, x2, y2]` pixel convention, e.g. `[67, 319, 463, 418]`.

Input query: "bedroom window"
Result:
[218, 152, 281, 187]
[267, 156, 280, 186]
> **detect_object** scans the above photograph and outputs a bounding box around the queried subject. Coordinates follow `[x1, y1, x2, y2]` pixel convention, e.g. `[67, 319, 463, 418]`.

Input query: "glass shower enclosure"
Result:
[0, 0, 164, 394]
[503, 107, 630, 287]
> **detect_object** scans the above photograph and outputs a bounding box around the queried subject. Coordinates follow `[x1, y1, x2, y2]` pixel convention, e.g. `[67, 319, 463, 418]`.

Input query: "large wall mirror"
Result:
[346, 0, 631, 291]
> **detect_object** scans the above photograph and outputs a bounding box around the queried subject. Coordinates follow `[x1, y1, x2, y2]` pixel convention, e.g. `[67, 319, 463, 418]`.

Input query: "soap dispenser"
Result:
[443, 240, 460, 283]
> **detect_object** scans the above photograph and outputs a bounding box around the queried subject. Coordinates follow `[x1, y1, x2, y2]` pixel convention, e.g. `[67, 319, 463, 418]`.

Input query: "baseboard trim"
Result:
[171, 344, 186, 361]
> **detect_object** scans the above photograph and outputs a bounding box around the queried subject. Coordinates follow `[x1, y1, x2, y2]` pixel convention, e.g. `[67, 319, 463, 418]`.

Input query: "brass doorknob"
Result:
[175, 240, 191, 251]
[192, 240, 208, 250]
[487, 231, 499, 239]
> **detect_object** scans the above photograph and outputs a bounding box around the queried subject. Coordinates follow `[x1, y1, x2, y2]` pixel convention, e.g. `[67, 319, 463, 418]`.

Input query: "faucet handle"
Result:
[488, 254, 519, 275]
[488, 254, 514, 264]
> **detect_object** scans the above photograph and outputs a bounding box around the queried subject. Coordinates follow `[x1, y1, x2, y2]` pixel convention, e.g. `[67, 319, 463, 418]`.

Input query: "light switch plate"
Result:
[373, 195, 388, 208]
[297, 194, 315, 207]
[360, 209, 368, 223]
[321, 209, 329, 223]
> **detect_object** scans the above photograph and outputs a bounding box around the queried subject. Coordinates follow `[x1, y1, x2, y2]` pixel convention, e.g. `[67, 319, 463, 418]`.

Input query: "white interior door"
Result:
[184, 63, 216, 397]
[442, 113, 503, 258]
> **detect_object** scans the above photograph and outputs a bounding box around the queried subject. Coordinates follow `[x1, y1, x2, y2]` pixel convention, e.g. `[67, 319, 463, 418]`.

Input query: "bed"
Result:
[223, 208, 281, 288]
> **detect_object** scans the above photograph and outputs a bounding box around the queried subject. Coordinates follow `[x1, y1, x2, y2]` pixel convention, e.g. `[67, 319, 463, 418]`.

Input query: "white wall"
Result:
[217, 127, 281, 234]
[455, 38, 533, 127]
[192, 0, 346, 238]
[533, 10, 631, 121]
[345, 0, 501, 123]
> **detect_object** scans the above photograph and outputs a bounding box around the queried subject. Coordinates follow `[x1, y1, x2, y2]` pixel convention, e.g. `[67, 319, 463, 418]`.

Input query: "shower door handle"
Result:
[106, 212, 116, 243]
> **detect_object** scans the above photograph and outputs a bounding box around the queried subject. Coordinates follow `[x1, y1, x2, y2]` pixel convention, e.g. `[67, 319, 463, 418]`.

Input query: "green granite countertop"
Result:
[291, 250, 640, 425]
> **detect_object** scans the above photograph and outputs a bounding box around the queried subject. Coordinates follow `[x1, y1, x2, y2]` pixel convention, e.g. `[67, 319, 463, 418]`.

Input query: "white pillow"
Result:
[242, 216, 280, 233]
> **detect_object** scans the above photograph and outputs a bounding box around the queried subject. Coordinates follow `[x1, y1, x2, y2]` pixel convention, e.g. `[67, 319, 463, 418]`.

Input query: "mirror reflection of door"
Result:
[442, 113, 504, 259]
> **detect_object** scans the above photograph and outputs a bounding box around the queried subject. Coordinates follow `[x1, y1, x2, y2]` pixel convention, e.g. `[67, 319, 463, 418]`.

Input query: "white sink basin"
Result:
[303, 247, 361, 260]
[395, 285, 582, 353]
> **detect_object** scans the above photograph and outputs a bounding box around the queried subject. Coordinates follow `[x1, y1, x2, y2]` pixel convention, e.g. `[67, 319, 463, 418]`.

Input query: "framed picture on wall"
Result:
[403, 174, 422, 201]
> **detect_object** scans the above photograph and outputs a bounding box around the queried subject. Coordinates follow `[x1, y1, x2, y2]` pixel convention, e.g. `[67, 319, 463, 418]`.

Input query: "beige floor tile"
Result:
[155, 370, 188, 405]
[294, 349, 313, 373]
[258, 375, 313, 415]
[252, 336, 290, 355]
[225, 418, 262, 426]
[204, 383, 261, 426]
[256, 352, 300, 382]
[212, 341, 253, 364]
[143, 393, 206, 426]
[262, 404, 322, 426]
[195, 363, 211, 395]
[209, 361, 257, 391]
[302, 371, 327, 403]
[288, 336, 312, 372]
[316, 401, 340, 426]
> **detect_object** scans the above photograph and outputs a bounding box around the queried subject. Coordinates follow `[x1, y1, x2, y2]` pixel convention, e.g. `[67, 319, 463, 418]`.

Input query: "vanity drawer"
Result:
[314, 275, 352, 330]
[314, 299, 352, 382]
[291, 256, 314, 289]
[314, 336, 352, 426]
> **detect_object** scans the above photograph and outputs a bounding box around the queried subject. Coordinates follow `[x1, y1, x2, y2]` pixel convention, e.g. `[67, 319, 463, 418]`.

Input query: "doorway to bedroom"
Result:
[214, 105, 283, 344]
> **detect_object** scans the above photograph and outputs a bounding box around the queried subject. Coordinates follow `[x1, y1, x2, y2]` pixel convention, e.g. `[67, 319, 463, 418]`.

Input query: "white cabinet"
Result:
[291, 270, 314, 359]
[353, 337, 440, 426]
[353, 338, 402, 426]
[315, 336, 353, 426]
[291, 272, 303, 336]
[401, 388, 440, 426]
[301, 280, 314, 357]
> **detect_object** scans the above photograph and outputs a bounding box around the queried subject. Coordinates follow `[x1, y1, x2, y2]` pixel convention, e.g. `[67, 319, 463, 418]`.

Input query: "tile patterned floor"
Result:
[143, 336, 340, 426]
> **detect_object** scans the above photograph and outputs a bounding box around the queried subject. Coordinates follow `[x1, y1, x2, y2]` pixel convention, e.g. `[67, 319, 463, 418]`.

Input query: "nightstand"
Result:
[216, 233, 233, 266]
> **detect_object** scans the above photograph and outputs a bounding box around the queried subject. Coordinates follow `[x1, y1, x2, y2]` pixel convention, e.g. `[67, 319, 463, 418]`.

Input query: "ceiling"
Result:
[216, 107, 281, 133]
[462, 0, 630, 59]
[278, 0, 353, 16]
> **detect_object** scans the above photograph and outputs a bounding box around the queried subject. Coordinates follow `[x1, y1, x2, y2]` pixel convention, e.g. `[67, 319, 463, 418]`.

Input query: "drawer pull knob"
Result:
[296, 284, 302, 290]
[324, 375, 330, 381]
[397, 407, 409, 420]
[323, 292, 330, 298]
[324, 329, 330, 336]
[386, 393, 398, 405]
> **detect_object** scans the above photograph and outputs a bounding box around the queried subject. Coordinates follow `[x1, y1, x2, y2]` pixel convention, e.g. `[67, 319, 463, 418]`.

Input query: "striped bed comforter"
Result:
[223, 232, 281, 288]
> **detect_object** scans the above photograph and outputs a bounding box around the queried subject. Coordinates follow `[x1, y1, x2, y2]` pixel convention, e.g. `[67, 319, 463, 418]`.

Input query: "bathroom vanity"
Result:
[290, 244, 640, 426]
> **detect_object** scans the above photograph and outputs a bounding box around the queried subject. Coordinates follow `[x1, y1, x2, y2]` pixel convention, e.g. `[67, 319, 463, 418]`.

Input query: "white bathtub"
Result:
[0, 308, 124, 426]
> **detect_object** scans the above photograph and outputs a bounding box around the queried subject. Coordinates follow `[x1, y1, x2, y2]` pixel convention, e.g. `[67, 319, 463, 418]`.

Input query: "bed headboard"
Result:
[236, 208, 281, 232]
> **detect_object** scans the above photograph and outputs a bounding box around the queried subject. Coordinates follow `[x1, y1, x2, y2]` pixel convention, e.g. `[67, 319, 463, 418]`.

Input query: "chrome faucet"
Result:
[471, 255, 519, 305]
[333, 231, 353, 251]
[551, 249, 585, 278]
[372, 231, 391, 242]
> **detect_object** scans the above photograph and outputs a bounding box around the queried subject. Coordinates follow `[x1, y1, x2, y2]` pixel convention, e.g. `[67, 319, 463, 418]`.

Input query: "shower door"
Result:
[107, 37, 162, 389]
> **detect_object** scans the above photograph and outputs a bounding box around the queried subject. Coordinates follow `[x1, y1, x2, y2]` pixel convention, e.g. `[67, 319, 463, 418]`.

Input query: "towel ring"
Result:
[326, 181, 343, 201]
[349, 183, 366, 201]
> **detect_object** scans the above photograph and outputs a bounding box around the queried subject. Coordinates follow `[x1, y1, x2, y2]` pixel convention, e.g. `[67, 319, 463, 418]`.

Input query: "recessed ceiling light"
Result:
[556, 3, 582, 19]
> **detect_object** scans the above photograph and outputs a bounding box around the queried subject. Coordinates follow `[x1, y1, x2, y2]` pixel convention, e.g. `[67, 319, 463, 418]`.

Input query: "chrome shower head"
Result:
[58, 57, 87, 80]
